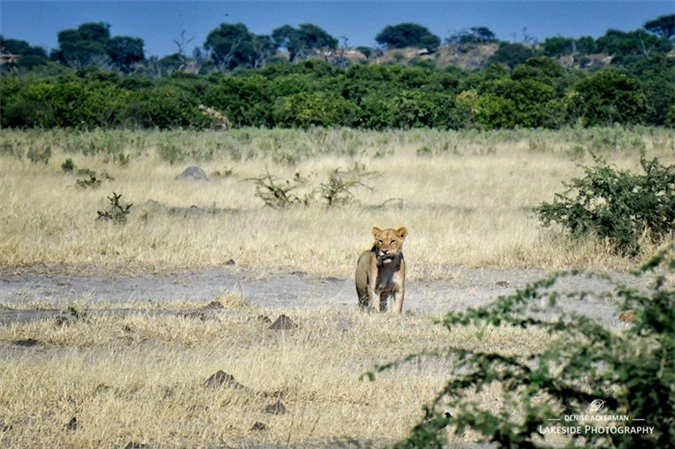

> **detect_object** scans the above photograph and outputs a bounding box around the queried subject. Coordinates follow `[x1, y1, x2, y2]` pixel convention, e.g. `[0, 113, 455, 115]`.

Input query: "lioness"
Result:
[355, 226, 408, 313]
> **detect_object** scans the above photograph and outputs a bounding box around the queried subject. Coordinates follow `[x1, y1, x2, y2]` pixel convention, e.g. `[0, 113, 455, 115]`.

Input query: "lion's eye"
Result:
[378, 240, 383, 244]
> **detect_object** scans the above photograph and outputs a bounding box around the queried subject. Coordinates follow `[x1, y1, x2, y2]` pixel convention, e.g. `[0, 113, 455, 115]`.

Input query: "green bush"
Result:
[61, 158, 75, 172]
[570, 71, 647, 127]
[0, 53, 672, 130]
[272, 92, 358, 128]
[375, 247, 675, 449]
[535, 155, 674, 256]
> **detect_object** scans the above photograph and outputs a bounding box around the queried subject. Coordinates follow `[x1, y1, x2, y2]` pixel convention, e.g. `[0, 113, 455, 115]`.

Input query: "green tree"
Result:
[0, 36, 47, 58]
[0, 36, 48, 70]
[204, 23, 254, 70]
[487, 42, 536, 68]
[271, 23, 338, 62]
[106, 36, 144, 73]
[51, 22, 111, 67]
[446, 26, 498, 46]
[204, 23, 274, 71]
[596, 29, 672, 64]
[50, 22, 147, 72]
[375, 23, 441, 51]
[542, 36, 575, 57]
[570, 71, 647, 126]
[481, 78, 557, 128]
[643, 14, 675, 40]
[575, 36, 597, 54]
[620, 54, 675, 126]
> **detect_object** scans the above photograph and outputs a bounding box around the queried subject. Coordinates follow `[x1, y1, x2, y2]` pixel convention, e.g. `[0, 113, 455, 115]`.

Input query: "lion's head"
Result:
[371, 226, 408, 263]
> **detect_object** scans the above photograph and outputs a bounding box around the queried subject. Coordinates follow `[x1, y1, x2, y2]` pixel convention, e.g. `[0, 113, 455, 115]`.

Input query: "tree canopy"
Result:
[375, 23, 441, 51]
[271, 23, 338, 62]
[1, 15, 674, 131]
[643, 14, 675, 40]
[204, 23, 274, 70]
[446, 27, 498, 46]
[49, 22, 145, 71]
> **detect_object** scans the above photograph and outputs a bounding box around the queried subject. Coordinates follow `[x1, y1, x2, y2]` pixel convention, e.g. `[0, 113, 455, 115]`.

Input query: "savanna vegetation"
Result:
[1, 15, 674, 130]
[0, 126, 673, 449]
[0, 127, 673, 274]
[1, 11, 674, 449]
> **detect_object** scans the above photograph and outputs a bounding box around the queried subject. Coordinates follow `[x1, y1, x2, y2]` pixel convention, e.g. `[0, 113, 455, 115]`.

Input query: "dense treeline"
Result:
[1, 15, 673, 130]
[2, 54, 673, 130]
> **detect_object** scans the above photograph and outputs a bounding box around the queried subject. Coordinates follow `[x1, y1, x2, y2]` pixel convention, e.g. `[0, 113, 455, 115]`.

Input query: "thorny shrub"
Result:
[534, 154, 674, 256]
[370, 246, 674, 449]
[96, 192, 132, 224]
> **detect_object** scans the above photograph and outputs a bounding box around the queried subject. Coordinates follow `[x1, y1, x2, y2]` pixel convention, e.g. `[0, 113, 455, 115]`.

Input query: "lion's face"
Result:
[371, 226, 408, 263]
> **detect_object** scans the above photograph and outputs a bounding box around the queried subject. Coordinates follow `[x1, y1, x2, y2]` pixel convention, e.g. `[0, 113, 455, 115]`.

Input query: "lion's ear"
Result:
[395, 227, 408, 239]
[371, 226, 382, 238]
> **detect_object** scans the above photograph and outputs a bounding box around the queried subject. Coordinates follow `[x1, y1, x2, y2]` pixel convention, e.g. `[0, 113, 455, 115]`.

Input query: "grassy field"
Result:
[1, 127, 673, 277]
[0, 298, 559, 448]
[0, 127, 673, 448]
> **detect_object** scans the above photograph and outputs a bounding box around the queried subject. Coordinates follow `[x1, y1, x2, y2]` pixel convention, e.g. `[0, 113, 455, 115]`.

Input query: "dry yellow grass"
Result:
[1, 127, 669, 448]
[0, 301, 556, 448]
[1, 127, 673, 277]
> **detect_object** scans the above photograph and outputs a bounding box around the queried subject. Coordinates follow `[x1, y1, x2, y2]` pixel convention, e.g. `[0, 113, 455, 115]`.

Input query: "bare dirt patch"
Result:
[0, 265, 646, 325]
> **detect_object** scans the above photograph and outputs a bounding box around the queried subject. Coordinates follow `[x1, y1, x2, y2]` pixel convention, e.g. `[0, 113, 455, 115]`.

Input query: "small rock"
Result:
[225, 259, 236, 266]
[619, 311, 636, 323]
[124, 443, 149, 449]
[94, 384, 111, 394]
[264, 399, 287, 415]
[202, 301, 224, 310]
[13, 338, 40, 347]
[204, 370, 234, 389]
[257, 315, 272, 324]
[175, 166, 208, 181]
[182, 311, 206, 321]
[202, 370, 248, 390]
[66, 416, 78, 431]
[496, 281, 510, 287]
[250, 421, 268, 431]
[269, 314, 296, 330]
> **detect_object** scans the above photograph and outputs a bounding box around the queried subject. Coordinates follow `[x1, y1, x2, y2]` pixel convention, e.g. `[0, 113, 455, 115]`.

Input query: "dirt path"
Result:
[0, 265, 646, 325]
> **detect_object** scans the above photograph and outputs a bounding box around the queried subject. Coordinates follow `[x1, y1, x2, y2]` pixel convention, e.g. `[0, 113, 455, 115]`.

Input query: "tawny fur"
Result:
[355, 226, 408, 313]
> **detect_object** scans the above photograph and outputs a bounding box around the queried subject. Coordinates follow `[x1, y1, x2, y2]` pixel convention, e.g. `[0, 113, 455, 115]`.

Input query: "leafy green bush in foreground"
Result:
[373, 246, 674, 449]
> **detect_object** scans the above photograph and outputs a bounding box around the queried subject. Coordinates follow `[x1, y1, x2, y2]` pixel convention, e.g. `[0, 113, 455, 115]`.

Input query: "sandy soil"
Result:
[0, 264, 647, 326]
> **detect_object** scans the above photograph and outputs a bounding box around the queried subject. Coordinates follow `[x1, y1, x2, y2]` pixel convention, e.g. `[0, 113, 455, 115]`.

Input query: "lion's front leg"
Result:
[392, 288, 404, 313]
[368, 289, 381, 312]
[367, 263, 381, 312]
